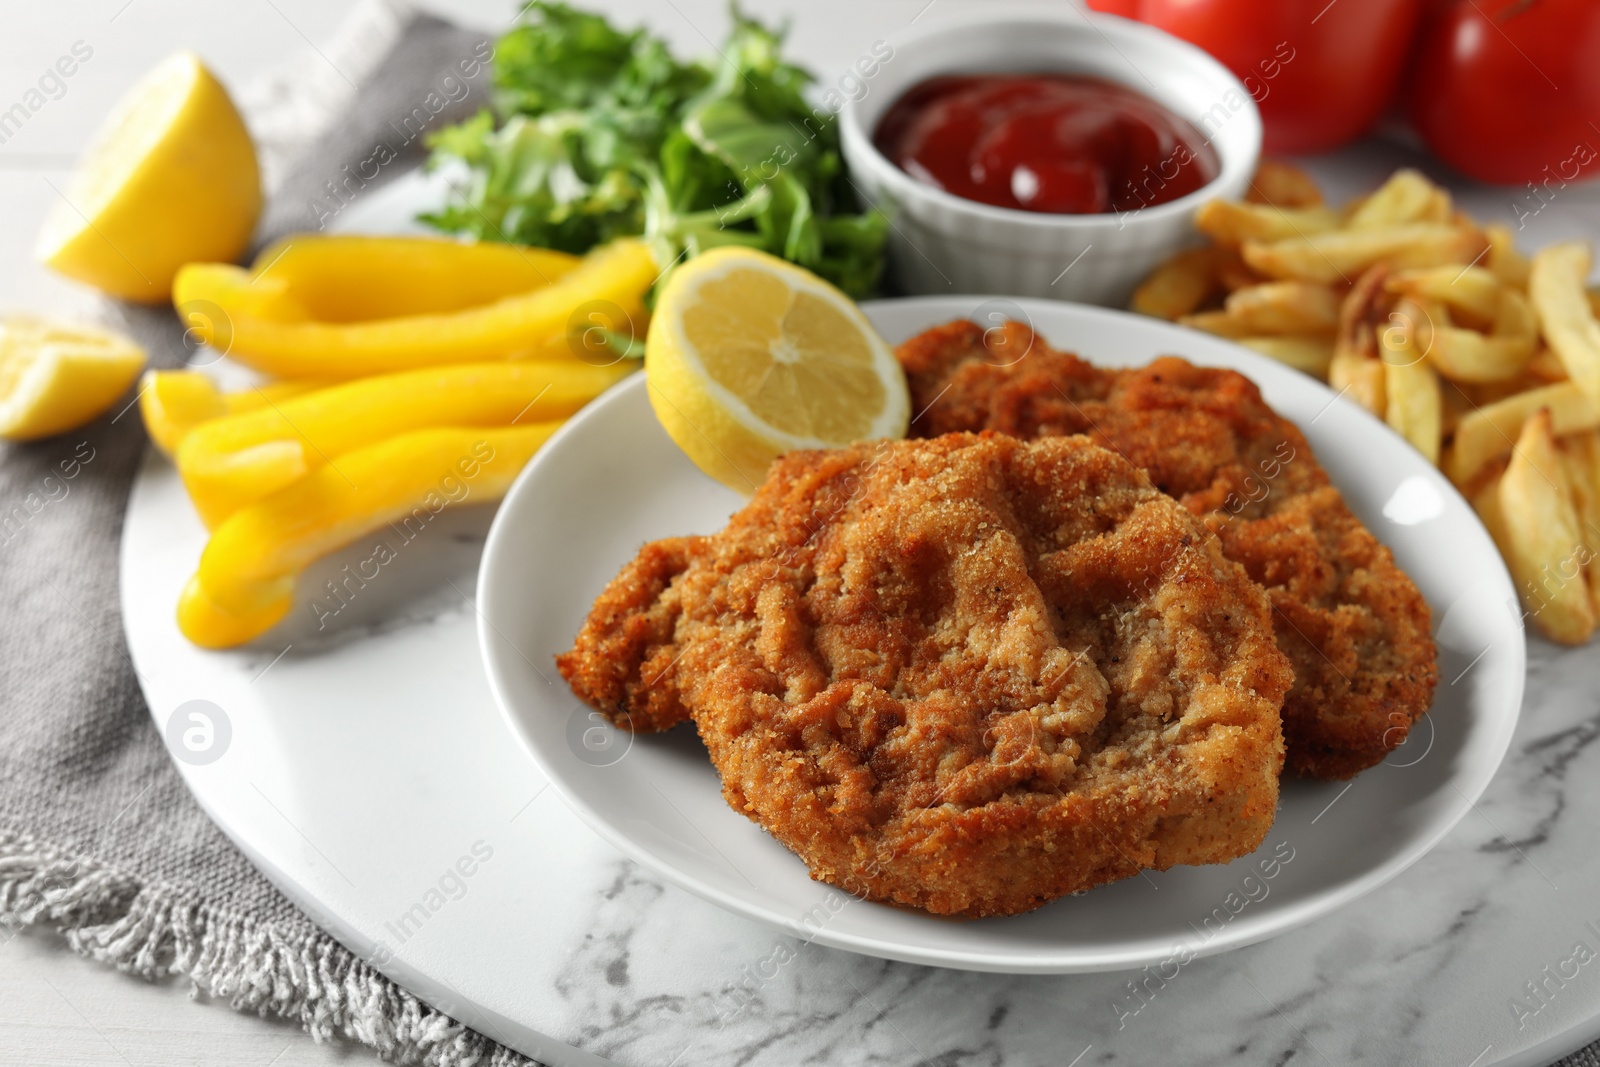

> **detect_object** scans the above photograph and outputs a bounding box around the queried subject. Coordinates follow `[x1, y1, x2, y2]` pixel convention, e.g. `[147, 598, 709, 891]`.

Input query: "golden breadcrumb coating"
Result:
[559, 433, 1291, 916]
[896, 319, 1439, 779]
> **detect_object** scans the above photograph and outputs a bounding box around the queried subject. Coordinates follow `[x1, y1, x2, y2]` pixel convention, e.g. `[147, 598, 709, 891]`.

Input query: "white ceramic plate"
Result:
[478, 296, 1524, 975]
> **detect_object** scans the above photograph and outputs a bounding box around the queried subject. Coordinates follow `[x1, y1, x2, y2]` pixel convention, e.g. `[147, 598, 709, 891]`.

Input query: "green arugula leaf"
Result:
[422, 1, 886, 298]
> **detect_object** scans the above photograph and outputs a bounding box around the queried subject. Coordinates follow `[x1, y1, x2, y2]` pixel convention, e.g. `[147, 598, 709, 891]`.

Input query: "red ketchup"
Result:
[874, 74, 1219, 215]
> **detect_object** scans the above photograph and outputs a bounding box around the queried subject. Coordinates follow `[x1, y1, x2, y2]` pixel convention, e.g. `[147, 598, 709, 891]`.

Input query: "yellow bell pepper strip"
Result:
[177, 421, 562, 649]
[248, 235, 580, 321]
[140, 370, 331, 456]
[172, 237, 658, 379]
[175, 359, 629, 528]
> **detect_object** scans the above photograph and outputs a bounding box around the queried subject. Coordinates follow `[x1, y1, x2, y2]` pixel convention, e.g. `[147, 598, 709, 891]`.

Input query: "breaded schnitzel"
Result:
[897, 319, 1439, 779]
[559, 433, 1291, 917]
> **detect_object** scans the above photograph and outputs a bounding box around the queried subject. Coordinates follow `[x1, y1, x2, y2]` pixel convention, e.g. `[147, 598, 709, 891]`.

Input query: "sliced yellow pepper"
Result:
[175, 360, 629, 528]
[173, 238, 658, 379]
[140, 370, 332, 456]
[249, 235, 580, 322]
[178, 421, 562, 649]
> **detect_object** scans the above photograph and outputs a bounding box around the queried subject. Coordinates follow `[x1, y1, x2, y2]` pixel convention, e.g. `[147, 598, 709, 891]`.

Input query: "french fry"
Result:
[1215, 246, 1263, 292]
[1496, 287, 1538, 341]
[1470, 463, 1509, 548]
[1393, 293, 1442, 351]
[1527, 346, 1571, 383]
[1178, 310, 1253, 339]
[1427, 329, 1534, 383]
[1247, 158, 1323, 208]
[1499, 408, 1597, 644]
[1394, 287, 1534, 384]
[1485, 224, 1532, 290]
[1329, 264, 1389, 416]
[1447, 382, 1600, 486]
[1337, 264, 1389, 359]
[1561, 429, 1600, 610]
[1386, 265, 1502, 325]
[1384, 362, 1443, 462]
[1330, 353, 1386, 416]
[1242, 224, 1484, 285]
[1529, 242, 1600, 407]
[1463, 377, 1548, 407]
[1195, 200, 1339, 246]
[1347, 169, 1451, 229]
[1239, 336, 1334, 377]
[1380, 308, 1443, 462]
[1439, 377, 1478, 437]
[1223, 281, 1341, 335]
[1131, 247, 1218, 320]
[1423, 190, 1456, 223]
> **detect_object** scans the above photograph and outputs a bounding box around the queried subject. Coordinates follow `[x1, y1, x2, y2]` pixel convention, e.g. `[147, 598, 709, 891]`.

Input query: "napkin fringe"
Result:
[0, 829, 538, 1066]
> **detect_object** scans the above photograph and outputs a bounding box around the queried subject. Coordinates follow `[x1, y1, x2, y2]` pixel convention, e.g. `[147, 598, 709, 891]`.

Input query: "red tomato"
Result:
[1085, 0, 1423, 155]
[1408, 0, 1600, 186]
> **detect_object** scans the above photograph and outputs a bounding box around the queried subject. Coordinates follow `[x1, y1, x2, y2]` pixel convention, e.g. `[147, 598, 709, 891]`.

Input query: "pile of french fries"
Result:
[1133, 162, 1600, 645]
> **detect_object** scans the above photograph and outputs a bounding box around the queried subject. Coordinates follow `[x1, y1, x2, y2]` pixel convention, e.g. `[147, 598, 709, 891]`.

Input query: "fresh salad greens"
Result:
[421, 2, 887, 298]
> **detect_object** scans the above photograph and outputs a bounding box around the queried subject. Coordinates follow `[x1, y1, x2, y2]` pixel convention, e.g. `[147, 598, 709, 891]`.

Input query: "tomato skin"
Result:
[1086, 0, 1422, 155]
[1408, 0, 1600, 186]
[1085, 0, 1141, 14]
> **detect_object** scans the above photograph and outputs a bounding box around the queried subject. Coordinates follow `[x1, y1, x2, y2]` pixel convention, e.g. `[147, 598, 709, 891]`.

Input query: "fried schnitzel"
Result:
[897, 319, 1439, 779]
[559, 433, 1291, 917]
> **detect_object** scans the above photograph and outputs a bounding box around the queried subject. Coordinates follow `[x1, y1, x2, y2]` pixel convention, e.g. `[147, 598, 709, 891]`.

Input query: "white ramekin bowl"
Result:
[839, 10, 1262, 306]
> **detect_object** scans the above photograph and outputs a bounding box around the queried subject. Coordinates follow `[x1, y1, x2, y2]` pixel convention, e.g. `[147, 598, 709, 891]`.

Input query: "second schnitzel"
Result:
[898, 319, 1438, 780]
[559, 433, 1291, 916]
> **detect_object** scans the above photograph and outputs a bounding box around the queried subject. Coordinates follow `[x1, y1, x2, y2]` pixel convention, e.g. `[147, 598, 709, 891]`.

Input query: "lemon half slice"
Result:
[645, 248, 908, 491]
[36, 52, 261, 304]
[0, 317, 146, 440]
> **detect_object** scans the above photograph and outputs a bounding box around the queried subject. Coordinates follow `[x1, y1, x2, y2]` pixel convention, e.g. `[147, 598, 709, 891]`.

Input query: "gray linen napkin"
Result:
[1, 2, 1598, 1064]
[0, 4, 538, 1063]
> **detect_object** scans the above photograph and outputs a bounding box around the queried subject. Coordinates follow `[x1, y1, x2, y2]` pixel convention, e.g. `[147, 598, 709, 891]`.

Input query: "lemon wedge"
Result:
[36, 52, 261, 304]
[0, 317, 146, 440]
[645, 247, 908, 491]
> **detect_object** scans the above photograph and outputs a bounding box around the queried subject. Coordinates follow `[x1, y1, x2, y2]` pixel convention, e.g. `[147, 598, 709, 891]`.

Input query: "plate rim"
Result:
[478, 295, 1526, 974]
